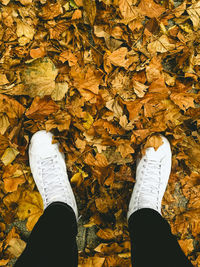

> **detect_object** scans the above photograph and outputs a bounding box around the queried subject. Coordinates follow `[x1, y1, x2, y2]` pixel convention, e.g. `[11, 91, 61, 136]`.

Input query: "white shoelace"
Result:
[138, 158, 162, 208]
[38, 155, 67, 207]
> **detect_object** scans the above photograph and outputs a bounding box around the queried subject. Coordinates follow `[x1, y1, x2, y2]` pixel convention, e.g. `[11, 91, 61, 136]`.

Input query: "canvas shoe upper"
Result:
[29, 130, 78, 220]
[127, 135, 172, 220]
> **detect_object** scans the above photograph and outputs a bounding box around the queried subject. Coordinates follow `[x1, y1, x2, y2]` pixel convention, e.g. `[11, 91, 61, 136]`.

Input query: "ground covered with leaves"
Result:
[0, 0, 200, 266]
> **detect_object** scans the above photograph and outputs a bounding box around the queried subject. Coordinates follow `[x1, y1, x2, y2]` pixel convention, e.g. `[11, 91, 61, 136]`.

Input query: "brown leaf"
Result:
[138, 0, 165, 18]
[59, 50, 78, 66]
[71, 65, 103, 100]
[119, 0, 138, 20]
[116, 142, 134, 158]
[79, 256, 105, 267]
[45, 110, 71, 132]
[25, 96, 59, 120]
[39, 2, 63, 20]
[3, 163, 26, 192]
[143, 134, 163, 153]
[170, 93, 195, 111]
[0, 94, 25, 119]
[83, 0, 96, 25]
[97, 228, 115, 240]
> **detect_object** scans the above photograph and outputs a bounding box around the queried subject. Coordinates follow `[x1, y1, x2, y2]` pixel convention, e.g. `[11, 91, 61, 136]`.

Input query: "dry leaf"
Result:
[21, 57, 58, 98]
[187, 1, 200, 31]
[1, 147, 19, 166]
[7, 238, 26, 258]
[132, 80, 148, 98]
[138, 0, 165, 18]
[45, 110, 71, 132]
[0, 113, 10, 134]
[148, 35, 176, 54]
[83, 0, 96, 25]
[17, 190, 43, 231]
[170, 93, 195, 111]
[25, 96, 59, 120]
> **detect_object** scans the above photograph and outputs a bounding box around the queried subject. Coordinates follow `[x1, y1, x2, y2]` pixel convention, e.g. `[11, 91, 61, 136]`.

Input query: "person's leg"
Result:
[15, 202, 78, 267]
[15, 130, 79, 267]
[128, 208, 193, 267]
[127, 134, 193, 267]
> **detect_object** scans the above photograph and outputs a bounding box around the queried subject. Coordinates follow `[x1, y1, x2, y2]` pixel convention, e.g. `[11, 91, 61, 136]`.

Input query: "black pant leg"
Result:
[128, 208, 193, 267]
[14, 202, 78, 267]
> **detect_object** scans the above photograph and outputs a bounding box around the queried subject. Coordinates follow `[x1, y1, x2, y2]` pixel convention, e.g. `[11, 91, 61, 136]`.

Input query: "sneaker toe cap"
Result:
[29, 130, 58, 156]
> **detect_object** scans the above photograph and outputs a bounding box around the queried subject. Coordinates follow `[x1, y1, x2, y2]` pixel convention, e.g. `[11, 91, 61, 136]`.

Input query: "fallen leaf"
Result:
[45, 110, 71, 132]
[25, 96, 59, 120]
[39, 2, 63, 20]
[97, 228, 115, 240]
[170, 93, 195, 111]
[143, 134, 163, 153]
[83, 0, 96, 25]
[132, 80, 148, 98]
[21, 57, 58, 98]
[148, 35, 176, 54]
[17, 190, 43, 231]
[0, 113, 10, 134]
[138, 0, 165, 18]
[187, 1, 200, 31]
[7, 238, 26, 258]
[1, 147, 19, 166]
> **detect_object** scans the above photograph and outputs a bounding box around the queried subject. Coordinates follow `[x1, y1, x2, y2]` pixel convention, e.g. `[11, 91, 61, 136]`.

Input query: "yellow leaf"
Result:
[187, 1, 200, 31]
[148, 35, 176, 54]
[132, 80, 148, 98]
[71, 173, 83, 186]
[16, 19, 35, 39]
[7, 238, 26, 258]
[17, 190, 43, 231]
[1, 147, 19, 166]
[138, 0, 165, 18]
[170, 93, 195, 111]
[83, 112, 94, 130]
[21, 57, 58, 98]
[0, 113, 10, 135]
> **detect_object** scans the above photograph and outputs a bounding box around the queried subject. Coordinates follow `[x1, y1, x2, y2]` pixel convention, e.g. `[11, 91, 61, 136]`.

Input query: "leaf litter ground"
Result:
[0, 0, 200, 266]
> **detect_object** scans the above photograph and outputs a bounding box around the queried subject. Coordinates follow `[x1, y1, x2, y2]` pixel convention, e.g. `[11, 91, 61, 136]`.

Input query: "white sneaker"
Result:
[29, 130, 78, 220]
[127, 134, 172, 220]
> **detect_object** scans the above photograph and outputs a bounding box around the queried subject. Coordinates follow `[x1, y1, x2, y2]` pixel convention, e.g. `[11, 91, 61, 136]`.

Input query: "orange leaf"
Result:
[25, 96, 59, 120]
